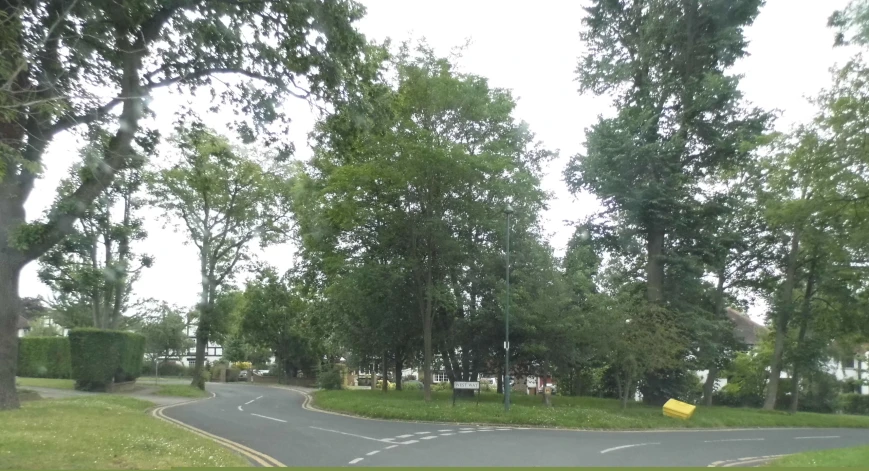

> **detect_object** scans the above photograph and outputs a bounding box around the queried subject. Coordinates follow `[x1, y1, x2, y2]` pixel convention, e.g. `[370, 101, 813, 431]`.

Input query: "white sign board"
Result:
[454, 381, 480, 390]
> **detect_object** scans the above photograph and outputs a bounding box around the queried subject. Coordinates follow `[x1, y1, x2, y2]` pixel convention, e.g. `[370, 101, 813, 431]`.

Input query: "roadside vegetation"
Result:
[313, 390, 869, 430]
[767, 445, 869, 467]
[0, 396, 249, 469]
[15, 378, 74, 390]
[154, 385, 208, 398]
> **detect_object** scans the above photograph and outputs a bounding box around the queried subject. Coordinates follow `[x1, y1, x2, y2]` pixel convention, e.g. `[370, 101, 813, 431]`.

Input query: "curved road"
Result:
[162, 383, 869, 467]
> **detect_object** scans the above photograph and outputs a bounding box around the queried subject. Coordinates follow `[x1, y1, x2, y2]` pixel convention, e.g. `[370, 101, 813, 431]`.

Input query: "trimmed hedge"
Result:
[69, 328, 146, 391]
[17, 337, 72, 379]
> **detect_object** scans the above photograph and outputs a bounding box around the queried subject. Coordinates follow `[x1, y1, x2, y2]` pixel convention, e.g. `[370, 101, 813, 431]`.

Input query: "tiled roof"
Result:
[725, 307, 768, 347]
[17, 316, 30, 330]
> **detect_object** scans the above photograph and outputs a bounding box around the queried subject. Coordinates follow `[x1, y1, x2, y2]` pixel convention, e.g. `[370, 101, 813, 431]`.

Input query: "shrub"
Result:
[226, 368, 241, 382]
[232, 361, 253, 371]
[318, 365, 343, 390]
[402, 380, 422, 391]
[69, 329, 146, 391]
[17, 337, 72, 379]
[840, 393, 869, 415]
[433, 381, 452, 392]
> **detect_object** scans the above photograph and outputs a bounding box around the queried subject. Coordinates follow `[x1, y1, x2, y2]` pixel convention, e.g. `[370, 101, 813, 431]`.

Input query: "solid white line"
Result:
[251, 413, 287, 423]
[256, 395, 263, 400]
[349, 458, 363, 465]
[366, 450, 380, 456]
[396, 434, 414, 438]
[704, 438, 765, 443]
[385, 445, 399, 450]
[245, 400, 255, 405]
[795, 436, 840, 440]
[309, 426, 390, 443]
[421, 436, 437, 440]
[600, 443, 661, 454]
[398, 440, 419, 445]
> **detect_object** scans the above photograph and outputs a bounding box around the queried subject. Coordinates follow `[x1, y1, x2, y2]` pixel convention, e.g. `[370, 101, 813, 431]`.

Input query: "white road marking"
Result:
[600, 443, 661, 454]
[309, 426, 391, 443]
[256, 395, 263, 400]
[349, 458, 363, 465]
[251, 413, 287, 423]
[421, 436, 437, 440]
[396, 434, 414, 438]
[460, 427, 475, 430]
[415, 431, 431, 435]
[459, 430, 475, 434]
[440, 433, 455, 436]
[496, 428, 511, 431]
[704, 438, 765, 443]
[385, 445, 399, 450]
[398, 440, 419, 445]
[794, 436, 840, 440]
[237, 405, 243, 411]
[366, 450, 380, 456]
[438, 429, 453, 432]
[245, 400, 255, 405]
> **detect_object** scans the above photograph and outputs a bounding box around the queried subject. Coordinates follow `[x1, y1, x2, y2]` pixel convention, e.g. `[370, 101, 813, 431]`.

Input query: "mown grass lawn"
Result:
[0, 396, 250, 469]
[313, 389, 869, 430]
[15, 378, 74, 390]
[767, 445, 869, 467]
[155, 384, 208, 398]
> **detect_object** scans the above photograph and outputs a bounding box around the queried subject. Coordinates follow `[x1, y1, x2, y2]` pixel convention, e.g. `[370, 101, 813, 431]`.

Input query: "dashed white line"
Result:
[600, 443, 661, 454]
[309, 426, 390, 443]
[251, 413, 287, 423]
[415, 431, 431, 435]
[704, 438, 765, 443]
[398, 440, 419, 445]
[244, 400, 255, 405]
[366, 450, 380, 456]
[421, 435, 437, 440]
[256, 395, 263, 400]
[496, 428, 511, 431]
[459, 430, 475, 434]
[396, 434, 414, 438]
[385, 445, 399, 450]
[440, 433, 455, 436]
[794, 436, 840, 440]
[349, 458, 363, 465]
[438, 429, 453, 432]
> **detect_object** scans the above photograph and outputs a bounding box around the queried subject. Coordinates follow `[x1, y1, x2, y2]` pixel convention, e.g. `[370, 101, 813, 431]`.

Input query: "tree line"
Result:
[1, 0, 868, 412]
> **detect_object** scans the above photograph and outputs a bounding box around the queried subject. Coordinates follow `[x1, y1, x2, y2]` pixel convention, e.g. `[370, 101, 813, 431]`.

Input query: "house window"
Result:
[432, 372, 449, 383]
[843, 358, 855, 369]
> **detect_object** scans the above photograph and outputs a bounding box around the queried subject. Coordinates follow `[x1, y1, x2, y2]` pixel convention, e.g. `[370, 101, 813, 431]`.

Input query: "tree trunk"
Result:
[764, 230, 801, 410]
[646, 225, 665, 304]
[0, 252, 23, 410]
[370, 358, 377, 390]
[703, 366, 718, 406]
[497, 364, 504, 394]
[790, 257, 817, 414]
[394, 354, 403, 391]
[542, 359, 551, 407]
[191, 237, 211, 390]
[191, 329, 208, 389]
[382, 352, 389, 393]
[422, 264, 434, 402]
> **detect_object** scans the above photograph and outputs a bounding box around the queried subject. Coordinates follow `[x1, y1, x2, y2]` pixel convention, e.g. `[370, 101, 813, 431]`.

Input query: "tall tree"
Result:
[149, 124, 292, 389]
[0, 0, 367, 409]
[140, 303, 190, 378]
[38, 138, 151, 329]
[565, 0, 771, 305]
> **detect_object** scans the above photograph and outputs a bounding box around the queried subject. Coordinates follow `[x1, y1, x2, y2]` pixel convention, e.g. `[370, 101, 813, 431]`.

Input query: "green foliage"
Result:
[140, 305, 190, 370]
[68, 328, 145, 391]
[17, 337, 72, 379]
[318, 365, 344, 390]
[839, 394, 869, 415]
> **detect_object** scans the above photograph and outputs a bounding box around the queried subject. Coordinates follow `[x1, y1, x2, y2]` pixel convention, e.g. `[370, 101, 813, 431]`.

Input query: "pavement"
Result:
[160, 383, 869, 467]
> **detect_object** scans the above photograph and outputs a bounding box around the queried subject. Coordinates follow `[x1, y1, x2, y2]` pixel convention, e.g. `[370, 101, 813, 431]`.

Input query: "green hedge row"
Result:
[17, 337, 72, 379]
[841, 393, 869, 415]
[69, 328, 146, 391]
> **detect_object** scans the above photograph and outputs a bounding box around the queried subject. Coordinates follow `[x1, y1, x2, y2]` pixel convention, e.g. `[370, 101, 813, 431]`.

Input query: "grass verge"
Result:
[0, 396, 250, 469]
[15, 378, 74, 390]
[313, 389, 869, 430]
[767, 445, 869, 467]
[155, 384, 209, 398]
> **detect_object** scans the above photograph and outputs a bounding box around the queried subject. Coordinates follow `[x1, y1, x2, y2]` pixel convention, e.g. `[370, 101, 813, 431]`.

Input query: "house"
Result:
[695, 308, 769, 391]
[16, 316, 29, 337]
[176, 322, 224, 368]
[17, 315, 69, 338]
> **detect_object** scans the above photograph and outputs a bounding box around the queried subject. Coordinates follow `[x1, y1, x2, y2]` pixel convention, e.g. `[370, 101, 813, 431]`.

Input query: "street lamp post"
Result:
[504, 204, 514, 412]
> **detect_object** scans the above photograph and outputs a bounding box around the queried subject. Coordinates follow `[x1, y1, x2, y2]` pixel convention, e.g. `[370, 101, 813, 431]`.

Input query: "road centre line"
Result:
[366, 450, 380, 456]
[309, 426, 393, 443]
[704, 438, 765, 443]
[794, 436, 840, 439]
[349, 458, 363, 465]
[600, 443, 661, 454]
[385, 445, 399, 450]
[251, 413, 287, 423]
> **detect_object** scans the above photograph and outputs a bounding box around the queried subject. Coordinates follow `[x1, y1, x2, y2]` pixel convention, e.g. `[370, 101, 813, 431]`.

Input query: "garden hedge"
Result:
[840, 393, 869, 415]
[17, 337, 72, 379]
[69, 328, 146, 391]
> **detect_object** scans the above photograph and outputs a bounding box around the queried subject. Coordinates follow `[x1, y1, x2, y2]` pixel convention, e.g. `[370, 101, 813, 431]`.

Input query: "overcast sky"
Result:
[19, 0, 857, 324]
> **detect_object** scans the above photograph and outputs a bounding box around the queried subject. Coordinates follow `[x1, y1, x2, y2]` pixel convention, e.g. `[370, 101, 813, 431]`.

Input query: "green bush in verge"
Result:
[18, 337, 71, 379]
[69, 329, 146, 391]
[840, 393, 869, 415]
[318, 365, 343, 390]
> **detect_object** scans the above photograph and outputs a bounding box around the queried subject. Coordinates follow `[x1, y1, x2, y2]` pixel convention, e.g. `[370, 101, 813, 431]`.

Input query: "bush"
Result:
[433, 381, 452, 392]
[318, 365, 343, 390]
[69, 328, 146, 391]
[640, 367, 704, 406]
[226, 368, 241, 382]
[840, 394, 869, 415]
[402, 380, 422, 391]
[142, 361, 191, 377]
[17, 337, 71, 379]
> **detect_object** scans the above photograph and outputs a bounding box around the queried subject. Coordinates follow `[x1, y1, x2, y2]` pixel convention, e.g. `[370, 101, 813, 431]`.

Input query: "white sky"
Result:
[19, 0, 857, 324]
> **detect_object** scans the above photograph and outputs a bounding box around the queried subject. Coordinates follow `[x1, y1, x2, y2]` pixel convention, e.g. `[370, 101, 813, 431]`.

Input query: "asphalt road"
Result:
[163, 383, 869, 467]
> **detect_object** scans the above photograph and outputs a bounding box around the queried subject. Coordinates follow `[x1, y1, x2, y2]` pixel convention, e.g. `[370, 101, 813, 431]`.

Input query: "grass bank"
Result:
[15, 378, 74, 390]
[0, 396, 249, 469]
[767, 445, 869, 467]
[155, 384, 208, 398]
[312, 390, 869, 430]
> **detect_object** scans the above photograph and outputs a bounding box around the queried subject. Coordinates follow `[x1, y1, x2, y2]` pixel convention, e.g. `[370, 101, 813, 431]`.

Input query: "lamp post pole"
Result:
[504, 204, 514, 412]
